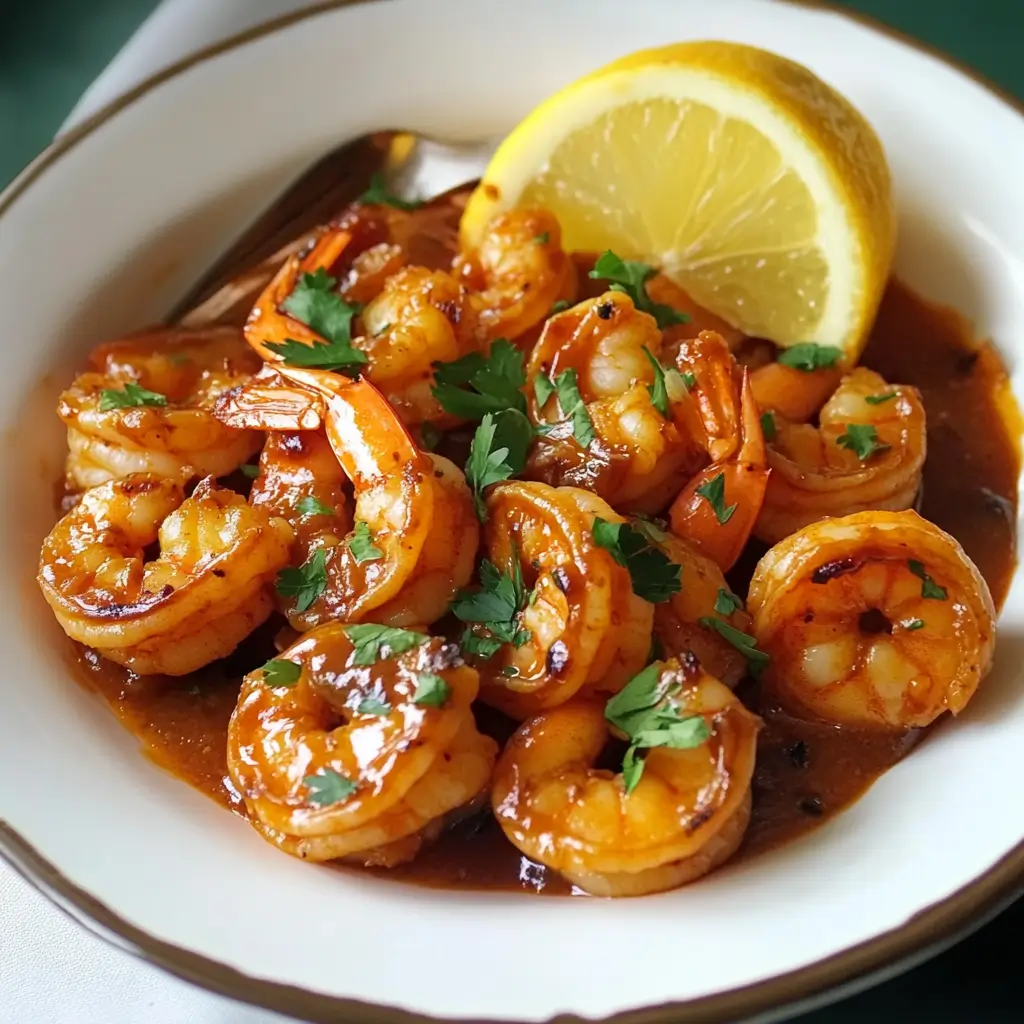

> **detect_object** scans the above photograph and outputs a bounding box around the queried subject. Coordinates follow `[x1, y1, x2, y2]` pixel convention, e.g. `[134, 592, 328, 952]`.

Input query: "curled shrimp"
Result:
[228, 622, 497, 865]
[492, 657, 760, 896]
[37, 475, 292, 675]
[58, 326, 263, 490]
[463, 482, 653, 718]
[525, 291, 707, 512]
[248, 430, 353, 567]
[668, 332, 770, 571]
[754, 368, 926, 545]
[217, 368, 478, 630]
[650, 530, 756, 688]
[748, 510, 996, 729]
[453, 208, 574, 343]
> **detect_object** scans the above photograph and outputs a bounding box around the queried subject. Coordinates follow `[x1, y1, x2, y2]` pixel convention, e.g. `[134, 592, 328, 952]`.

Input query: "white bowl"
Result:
[1, 1, 1022, 1021]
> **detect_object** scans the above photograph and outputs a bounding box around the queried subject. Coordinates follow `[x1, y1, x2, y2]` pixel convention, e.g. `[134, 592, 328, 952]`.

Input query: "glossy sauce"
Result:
[62, 276, 1019, 895]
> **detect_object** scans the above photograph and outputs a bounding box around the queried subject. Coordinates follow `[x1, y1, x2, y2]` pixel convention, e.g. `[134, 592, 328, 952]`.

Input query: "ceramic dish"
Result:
[1, 1, 1023, 1021]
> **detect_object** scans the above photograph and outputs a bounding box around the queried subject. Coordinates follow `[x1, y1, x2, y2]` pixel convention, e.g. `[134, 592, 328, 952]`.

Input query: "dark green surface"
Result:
[0, 1, 1020, 1021]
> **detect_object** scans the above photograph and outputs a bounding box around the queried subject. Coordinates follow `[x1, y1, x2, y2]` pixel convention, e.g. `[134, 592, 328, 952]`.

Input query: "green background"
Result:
[0, 1, 1020, 1021]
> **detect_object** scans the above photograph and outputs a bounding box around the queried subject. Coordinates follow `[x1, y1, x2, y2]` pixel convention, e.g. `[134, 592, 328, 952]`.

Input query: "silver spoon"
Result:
[170, 130, 496, 326]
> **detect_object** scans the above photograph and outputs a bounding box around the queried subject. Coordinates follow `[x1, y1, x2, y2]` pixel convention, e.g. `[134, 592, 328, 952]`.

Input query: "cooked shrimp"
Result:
[492, 657, 760, 896]
[749, 359, 843, 424]
[58, 326, 263, 490]
[38, 475, 292, 675]
[358, 266, 480, 426]
[755, 368, 926, 544]
[248, 430, 353, 566]
[453, 207, 574, 342]
[748, 510, 996, 729]
[227, 621, 497, 865]
[525, 291, 707, 512]
[668, 332, 770, 571]
[460, 482, 653, 718]
[217, 368, 478, 630]
[650, 530, 755, 688]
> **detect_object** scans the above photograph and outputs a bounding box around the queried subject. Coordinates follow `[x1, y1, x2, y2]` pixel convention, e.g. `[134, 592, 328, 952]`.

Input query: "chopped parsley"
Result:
[698, 617, 770, 677]
[356, 696, 391, 716]
[98, 382, 168, 411]
[304, 768, 357, 807]
[359, 172, 423, 211]
[549, 300, 571, 315]
[642, 347, 670, 417]
[588, 251, 691, 330]
[681, 370, 697, 390]
[904, 619, 926, 631]
[451, 558, 532, 653]
[592, 518, 681, 603]
[533, 231, 550, 245]
[239, 463, 261, 480]
[533, 371, 557, 408]
[343, 624, 429, 666]
[266, 268, 366, 372]
[275, 549, 328, 612]
[605, 663, 710, 794]
[348, 520, 383, 564]
[432, 338, 527, 420]
[464, 409, 533, 520]
[760, 410, 777, 441]
[836, 423, 890, 461]
[865, 392, 898, 405]
[412, 673, 450, 707]
[296, 495, 334, 517]
[908, 560, 948, 600]
[713, 587, 744, 616]
[551, 368, 596, 447]
[776, 343, 843, 371]
[261, 659, 301, 687]
[695, 472, 737, 525]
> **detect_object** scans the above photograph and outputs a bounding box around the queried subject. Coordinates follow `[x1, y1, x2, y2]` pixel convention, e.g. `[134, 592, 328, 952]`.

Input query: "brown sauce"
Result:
[61, 277, 1020, 895]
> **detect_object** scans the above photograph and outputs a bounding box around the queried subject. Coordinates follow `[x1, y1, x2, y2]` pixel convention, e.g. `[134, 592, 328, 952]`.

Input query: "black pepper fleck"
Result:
[799, 796, 824, 817]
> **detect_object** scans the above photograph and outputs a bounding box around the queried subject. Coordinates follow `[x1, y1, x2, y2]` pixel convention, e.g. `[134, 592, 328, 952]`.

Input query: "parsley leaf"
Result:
[356, 696, 391, 716]
[451, 558, 531, 651]
[296, 495, 334, 517]
[552, 368, 596, 447]
[605, 663, 710, 795]
[343, 624, 429, 665]
[592, 518, 681, 603]
[908, 560, 948, 600]
[642, 347, 670, 417]
[432, 338, 527, 420]
[760, 410, 777, 441]
[533, 231, 550, 244]
[695, 472, 737, 525]
[904, 619, 926, 631]
[776, 343, 843, 371]
[267, 268, 366, 371]
[588, 250, 691, 330]
[348, 520, 383, 564]
[261, 659, 301, 687]
[714, 587, 744, 616]
[98, 382, 168, 411]
[681, 370, 697, 390]
[275, 549, 328, 612]
[304, 768, 357, 807]
[459, 628, 504, 660]
[360, 172, 423, 211]
[550, 300, 570, 315]
[836, 423, 890, 461]
[464, 410, 533, 520]
[413, 673, 450, 707]
[698, 617, 770, 677]
[239, 463, 260, 480]
[865, 392, 898, 405]
[533, 372, 557, 408]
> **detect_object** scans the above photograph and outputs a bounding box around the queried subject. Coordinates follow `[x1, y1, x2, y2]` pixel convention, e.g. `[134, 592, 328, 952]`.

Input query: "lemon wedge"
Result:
[461, 42, 895, 361]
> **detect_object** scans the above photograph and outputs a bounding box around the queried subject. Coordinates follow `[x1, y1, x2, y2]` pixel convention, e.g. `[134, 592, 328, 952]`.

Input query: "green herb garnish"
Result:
[464, 409, 533, 520]
[776, 343, 843, 371]
[760, 410, 777, 441]
[303, 768, 357, 807]
[904, 619, 926, 631]
[343, 624, 429, 666]
[592, 518, 681, 603]
[865, 392, 898, 405]
[296, 495, 334, 517]
[451, 558, 532, 651]
[348, 520, 383, 564]
[908, 560, 948, 600]
[642, 347, 670, 417]
[588, 251, 691, 330]
[360, 172, 422, 211]
[433, 338, 527, 420]
[836, 423, 890, 461]
[695, 472, 737, 525]
[533, 371, 557, 408]
[239, 463, 260, 480]
[98, 382, 169, 411]
[713, 588, 744, 616]
[275, 549, 328, 612]
[698, 617, 770, 677]
[552, 368, 596, 447]
[356, 697, 391, 716]
[549, 300, 571, 315]
[533, 231, 550, 245]
[412, 673, 450, 707]
[261, 659, 301, 687]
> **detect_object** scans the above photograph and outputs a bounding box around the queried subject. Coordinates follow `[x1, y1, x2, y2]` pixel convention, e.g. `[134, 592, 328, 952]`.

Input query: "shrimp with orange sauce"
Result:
[753, 366, 926, 544]
[453, 207, 574, 343]
[58, 326, 263, 490]
[455, 481, 653, 719]
[748, 510, 995, 729]
[37, 475, 292, 675]
[525, 291, 708, 513]
[492, 656, 760, 896]
[216, 368, 478, 630]
[228, 621, 497, 865]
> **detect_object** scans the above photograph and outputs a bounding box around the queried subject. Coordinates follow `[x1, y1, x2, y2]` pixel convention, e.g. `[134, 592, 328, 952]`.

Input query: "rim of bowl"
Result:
[1, 1, 1022, 1022]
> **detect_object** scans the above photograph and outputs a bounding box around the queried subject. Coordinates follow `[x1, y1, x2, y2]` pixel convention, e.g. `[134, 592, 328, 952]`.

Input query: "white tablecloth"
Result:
[1, 9, 321, 1022]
